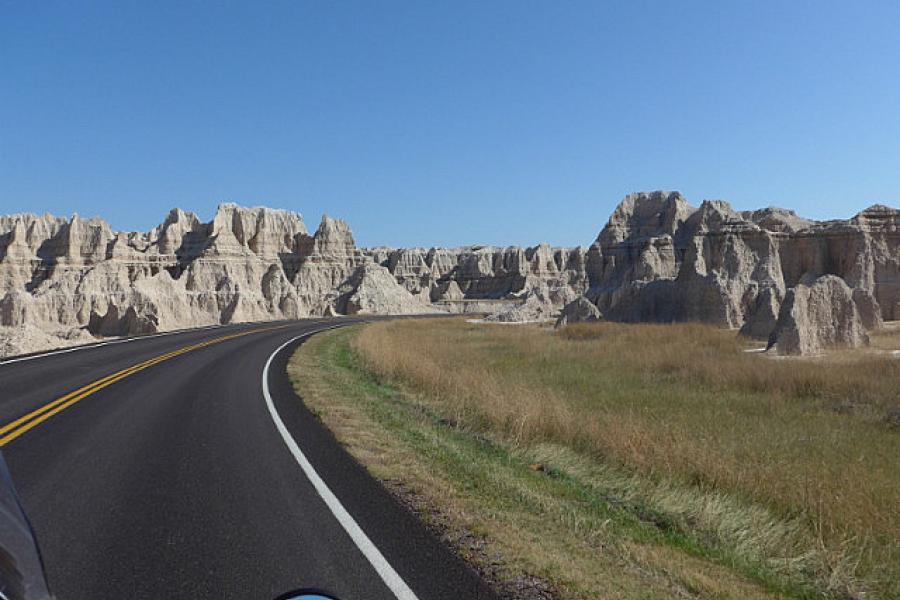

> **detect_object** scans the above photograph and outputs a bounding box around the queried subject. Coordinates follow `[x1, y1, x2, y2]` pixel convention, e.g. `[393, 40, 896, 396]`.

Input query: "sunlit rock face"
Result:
[555, 296, 603, 329]
[577, 192, 898, 351]
[366, 190, 889, 352]
[0, 205, 441, 356]
[367, 242, 589, 315]
[768, 274, 870, 355]
[1, 193, 896, 357]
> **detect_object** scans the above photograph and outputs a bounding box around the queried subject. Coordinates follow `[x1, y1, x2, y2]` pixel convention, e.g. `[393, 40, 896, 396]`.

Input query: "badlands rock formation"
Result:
[367, 192, 897, 353]
[368, 244, 588, 315]
[0, 204, 437, 356]
[482, 286, 559, 323]
[1, 193, 897, 357]
[577, 192, 898, 353]
[554, 296, 603, 328]
[767, 275, 870, 355]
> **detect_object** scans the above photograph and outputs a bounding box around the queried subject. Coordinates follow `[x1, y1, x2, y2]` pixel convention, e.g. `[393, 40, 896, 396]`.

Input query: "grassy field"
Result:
[289, 319, 900, 599]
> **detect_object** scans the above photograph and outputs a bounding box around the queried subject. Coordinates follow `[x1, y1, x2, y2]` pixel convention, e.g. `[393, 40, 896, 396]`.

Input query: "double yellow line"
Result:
[0, 326, 285, 446]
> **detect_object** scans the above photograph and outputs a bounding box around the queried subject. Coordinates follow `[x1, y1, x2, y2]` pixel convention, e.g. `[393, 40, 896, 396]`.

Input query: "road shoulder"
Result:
[270, 327, 499, 600]
[288, 326, 793, 600]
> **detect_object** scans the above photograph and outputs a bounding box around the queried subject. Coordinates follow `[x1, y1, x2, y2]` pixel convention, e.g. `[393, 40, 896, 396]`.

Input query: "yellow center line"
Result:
[0, 324, 290, 447]
[0, 347, 187, 437]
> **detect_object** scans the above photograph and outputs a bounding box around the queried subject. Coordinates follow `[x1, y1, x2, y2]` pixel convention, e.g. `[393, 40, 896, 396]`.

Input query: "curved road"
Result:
[0, 319, 497, 600]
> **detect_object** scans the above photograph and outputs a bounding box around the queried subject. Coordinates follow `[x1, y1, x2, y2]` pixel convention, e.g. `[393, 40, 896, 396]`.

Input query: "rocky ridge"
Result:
[366, 192, 898, 353]
[367, 244, 588, 306]
[571, 191, 898, 353]
[0, 204, 438, 356]
[2, 193, 897, 357]
[766, 274, 870, 356]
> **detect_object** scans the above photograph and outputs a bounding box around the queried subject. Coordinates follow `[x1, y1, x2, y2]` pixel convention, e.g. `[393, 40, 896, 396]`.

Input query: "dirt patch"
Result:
[382, 478, 558, 600]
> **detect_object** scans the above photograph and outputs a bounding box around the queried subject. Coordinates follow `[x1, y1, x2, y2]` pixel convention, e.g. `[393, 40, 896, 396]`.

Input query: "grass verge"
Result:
[288, 322, 900, 599]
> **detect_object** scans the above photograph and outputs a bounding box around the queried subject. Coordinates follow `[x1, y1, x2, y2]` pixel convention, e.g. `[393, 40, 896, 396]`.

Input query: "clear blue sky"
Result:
[2, 1, 899, 248]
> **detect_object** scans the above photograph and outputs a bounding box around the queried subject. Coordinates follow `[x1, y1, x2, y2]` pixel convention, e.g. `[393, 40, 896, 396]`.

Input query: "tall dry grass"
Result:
[354, 318, 900, 596]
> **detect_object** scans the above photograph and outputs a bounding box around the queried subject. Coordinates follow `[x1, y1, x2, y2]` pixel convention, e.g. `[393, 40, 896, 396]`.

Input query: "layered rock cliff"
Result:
[367, 244, 588, 312]
[579, 192, 898, 346]
[0, 204, 437, 356]
[2, 193, 897, 357]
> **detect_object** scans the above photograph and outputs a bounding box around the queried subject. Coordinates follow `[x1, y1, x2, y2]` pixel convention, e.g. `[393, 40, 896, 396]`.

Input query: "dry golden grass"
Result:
[290, 328, 789, 599]
[354, 318, 900, 597]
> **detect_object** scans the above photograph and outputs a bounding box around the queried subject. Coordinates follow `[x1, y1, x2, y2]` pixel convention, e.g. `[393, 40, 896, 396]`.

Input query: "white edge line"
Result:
[262, 327, 420, 600]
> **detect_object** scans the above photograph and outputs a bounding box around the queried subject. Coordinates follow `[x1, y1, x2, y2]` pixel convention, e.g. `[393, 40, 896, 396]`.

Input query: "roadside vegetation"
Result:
[289, 319, 900, 599]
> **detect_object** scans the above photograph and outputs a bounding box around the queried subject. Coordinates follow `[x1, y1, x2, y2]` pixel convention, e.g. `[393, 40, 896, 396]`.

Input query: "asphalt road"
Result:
[0, 319, 498, 600]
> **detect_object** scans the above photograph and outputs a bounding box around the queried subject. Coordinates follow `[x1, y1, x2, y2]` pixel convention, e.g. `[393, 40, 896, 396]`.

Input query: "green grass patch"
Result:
[287, 325, 860, 599]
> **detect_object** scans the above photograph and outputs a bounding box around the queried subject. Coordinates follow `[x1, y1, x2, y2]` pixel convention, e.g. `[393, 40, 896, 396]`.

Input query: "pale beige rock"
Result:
[88, 303, 159, 337]
[0, 291, 32, 327]
[370, 242, 587, 318]
[555, 296, 602, 328]
[385, 248, 434, 295]
[586, 193, 898, 337]
[2, 195, 897, 357]
[483, 286, 557, 323]
[432, 280, 464, 302]
[293, 215, 368, 315]
[739, 285, 784, 339]
[425, 248, 460, 279]
[0, 206, 437, 357]
[741, 207, 813, 233]
[366, 246, 394, 267]
[769, 275, 869, 355]
[852, 288, 883, 331]
[338, 263, 442, 316]
[0, 324, 96, 358]
[155, 208, 203, 257]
